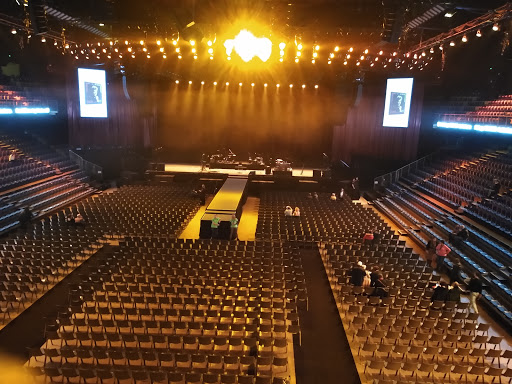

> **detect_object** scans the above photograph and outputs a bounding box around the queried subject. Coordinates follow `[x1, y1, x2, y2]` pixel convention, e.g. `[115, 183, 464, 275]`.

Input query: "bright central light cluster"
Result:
[224, 30, 272, 62]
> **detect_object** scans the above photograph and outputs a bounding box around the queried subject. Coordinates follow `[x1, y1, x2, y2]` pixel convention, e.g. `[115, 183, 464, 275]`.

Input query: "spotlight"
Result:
[125, 40, 129, 45]
[163, 55, 167, 59]
[349, 47, 353, 52]
[444, 12, 454, 18]
[276, 84, 280, 88]
[140, 40, 144, 45]
[360, 55, 365, 60]
[315, 85, 319, 89]
[190, 40, 196, 46]
[295, 58, 299, 63]
[99, 23, 105, 27]
[279, 42, 286, 50]
[213, 82, 217, 85]
[251, 83, 255, 87]
[327, 61, 331, 65]
[313, 52, 318, 58]
[346, 54, 351, 59]
[334, 46, 339, 52]
[264, 83, 268, 87]
[430, 47, 434, 53]
[143, 47, 147, 52]
[207, 40, 212, 46]
[227, 56, 231, 60]
[302, 84, 306, 88]
[41, 37, 46, 43]
[297, 43, 303, 50]
[279, 58, 284, 62]
[210, 56, 213, 60]
[476, 29, 482, 37]
[189, 81, 193, 84]
[315, 45, 320, 51]
[176, 48, 180, 53]
[193, 56, 198, 60]
[311, 60, 315, 64]
[208, 48, 213, 54]
[11, 28, 17, 34]
[343, 61, 347, 65]
[172, 40, 177, 45]
[191, 48, 196, 53]
[297, 51, 301, 57]
[330, 53, 334, 58]
[157, 40, 161, 45]
[175, 80, 180, 84]
[226, 82, 229, 86]
[201, 81, 205, 85]
[449, 41, 455, 46]
[280, 50, 285, 56]
[462, 35, 467, 42]
[239, 82, 243, 86]
[379, 50, 383, 55]
[356, 62, 360, 66]
[178, 55, 182, 59]
[289, 84, 293, 88]
[364, 49, 368, 54]
[160, 47, 164, 52]
[493, 23, 499, 31]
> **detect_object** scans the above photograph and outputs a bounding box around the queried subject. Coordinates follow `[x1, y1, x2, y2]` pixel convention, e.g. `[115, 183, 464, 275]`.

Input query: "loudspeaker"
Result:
[29, 0, 48, 35]
[313, 169, 322, 179]
[265, 166, 272, 175]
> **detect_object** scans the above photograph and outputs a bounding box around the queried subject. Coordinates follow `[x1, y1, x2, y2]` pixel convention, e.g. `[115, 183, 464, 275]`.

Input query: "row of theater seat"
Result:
[257, 192, 395, 244]
[373, 181, 512, 332]
[28, 237, 302, 383]
[0, 185, 201, 329]
[320, 242, 510, 383]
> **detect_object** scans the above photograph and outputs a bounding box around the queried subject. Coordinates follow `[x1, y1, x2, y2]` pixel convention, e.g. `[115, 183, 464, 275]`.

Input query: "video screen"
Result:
[78, 68, 108, 118]
[382, 78, 414, 128]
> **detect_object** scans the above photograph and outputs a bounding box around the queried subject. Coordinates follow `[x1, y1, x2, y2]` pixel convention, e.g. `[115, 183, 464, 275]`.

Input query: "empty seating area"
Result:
[321, 242, 511, 383]
[374, 183, 512, 329]
[26, 237, 303, 384]
[0, 185, 200, 330]
[256, 192, 396, 244]
[402, 150, 512, 234]
[0, 130, 99, 235]
[440, 94, 512, 124]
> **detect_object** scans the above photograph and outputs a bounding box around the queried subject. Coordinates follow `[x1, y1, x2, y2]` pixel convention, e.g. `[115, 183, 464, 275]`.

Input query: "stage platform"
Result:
[164, 163, 315, 178]
[199, 176, 248, 239]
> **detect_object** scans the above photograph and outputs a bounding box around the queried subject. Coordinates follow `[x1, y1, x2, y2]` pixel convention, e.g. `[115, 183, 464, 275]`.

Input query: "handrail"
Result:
[373, 152, 437, 190]
[69, 150, 103, 179]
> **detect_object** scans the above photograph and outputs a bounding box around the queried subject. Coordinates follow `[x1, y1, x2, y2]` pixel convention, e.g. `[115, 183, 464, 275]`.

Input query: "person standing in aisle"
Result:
[211, 214, 221, 239]
[467, 272, 483, 314]
[230, 214, 239, 240]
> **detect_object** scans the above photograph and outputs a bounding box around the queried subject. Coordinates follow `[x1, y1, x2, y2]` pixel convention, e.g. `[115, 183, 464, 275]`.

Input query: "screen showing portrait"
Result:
[382, 78, 414, 128]
[78, 68, 108, 118]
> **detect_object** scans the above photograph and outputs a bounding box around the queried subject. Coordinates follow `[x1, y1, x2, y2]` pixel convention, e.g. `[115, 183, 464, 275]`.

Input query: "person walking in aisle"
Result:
[467, 272, 483, 314]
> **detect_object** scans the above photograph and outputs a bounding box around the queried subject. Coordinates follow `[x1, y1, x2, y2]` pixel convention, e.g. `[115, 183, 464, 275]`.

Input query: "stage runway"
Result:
[164, 163, 315, 178]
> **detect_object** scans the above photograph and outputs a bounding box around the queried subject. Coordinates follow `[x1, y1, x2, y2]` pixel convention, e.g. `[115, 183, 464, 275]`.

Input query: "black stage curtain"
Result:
[68, 77, 157, 148]
[332, 82, 424, 163]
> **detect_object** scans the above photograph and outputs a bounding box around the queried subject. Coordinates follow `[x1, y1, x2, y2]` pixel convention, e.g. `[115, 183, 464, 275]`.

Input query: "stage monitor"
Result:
[382, 78, 414, 128]
[78, 68, 108, 118]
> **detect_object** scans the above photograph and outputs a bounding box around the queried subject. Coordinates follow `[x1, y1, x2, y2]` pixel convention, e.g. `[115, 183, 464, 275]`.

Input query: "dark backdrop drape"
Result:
[332, 81, 423, 163]
[68, 75, 157, 148]
[156, 84, 348, 163]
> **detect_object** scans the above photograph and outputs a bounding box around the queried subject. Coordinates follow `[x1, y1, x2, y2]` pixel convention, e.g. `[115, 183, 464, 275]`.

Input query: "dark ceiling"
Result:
[1, 0, 510, 48]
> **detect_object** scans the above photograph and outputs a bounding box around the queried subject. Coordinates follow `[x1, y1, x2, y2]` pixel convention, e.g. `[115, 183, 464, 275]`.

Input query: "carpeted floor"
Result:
[294, 249, 361, 384]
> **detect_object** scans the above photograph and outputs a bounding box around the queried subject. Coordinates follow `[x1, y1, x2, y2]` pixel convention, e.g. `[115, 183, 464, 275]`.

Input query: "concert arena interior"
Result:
[2, 0, 512, 383]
